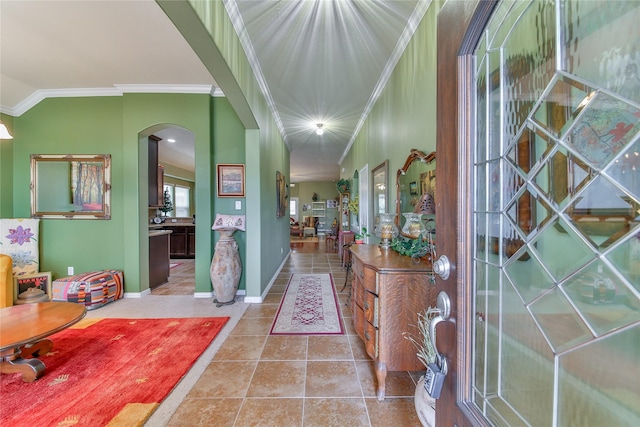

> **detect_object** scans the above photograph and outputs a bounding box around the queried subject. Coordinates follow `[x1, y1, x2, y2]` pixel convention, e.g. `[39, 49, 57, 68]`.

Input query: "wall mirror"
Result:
[372, 160, 389, 226]
[396, 149, 436, 237]
[30, 154, 111, 219]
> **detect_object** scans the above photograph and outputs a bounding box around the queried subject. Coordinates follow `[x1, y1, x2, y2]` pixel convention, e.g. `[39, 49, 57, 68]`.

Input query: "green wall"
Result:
[8, 93, 213, 292]
[0, 113, 15, 217]
[341, 1, 442, 231]
[213, 97, 247, 292]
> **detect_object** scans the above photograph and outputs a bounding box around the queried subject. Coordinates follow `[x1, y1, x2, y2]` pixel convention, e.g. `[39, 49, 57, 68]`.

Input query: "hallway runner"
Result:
[270, 273, 344, 335]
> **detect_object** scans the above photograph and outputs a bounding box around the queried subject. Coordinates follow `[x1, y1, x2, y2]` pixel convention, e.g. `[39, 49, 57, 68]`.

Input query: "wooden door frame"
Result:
[435, 1, 498, 426]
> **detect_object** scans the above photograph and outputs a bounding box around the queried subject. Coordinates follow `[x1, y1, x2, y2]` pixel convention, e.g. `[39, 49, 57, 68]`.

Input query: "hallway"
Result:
[146, 242, 423, 426]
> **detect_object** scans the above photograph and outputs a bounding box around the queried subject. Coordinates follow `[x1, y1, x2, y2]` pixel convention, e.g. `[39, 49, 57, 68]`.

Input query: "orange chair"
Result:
[0, 254, 13, 307]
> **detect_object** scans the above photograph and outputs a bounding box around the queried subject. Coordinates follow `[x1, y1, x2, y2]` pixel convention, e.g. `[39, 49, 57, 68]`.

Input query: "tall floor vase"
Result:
[210, 228, 242, 307]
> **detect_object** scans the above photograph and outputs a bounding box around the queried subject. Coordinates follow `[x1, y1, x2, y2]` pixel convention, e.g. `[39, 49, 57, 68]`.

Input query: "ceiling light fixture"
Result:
[315, 123, 324, 136]
[167, 138, 176, 143]
[0, 121, 13, 139]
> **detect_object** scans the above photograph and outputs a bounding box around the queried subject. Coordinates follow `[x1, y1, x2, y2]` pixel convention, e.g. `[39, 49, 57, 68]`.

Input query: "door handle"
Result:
[428, 291, 451, 375]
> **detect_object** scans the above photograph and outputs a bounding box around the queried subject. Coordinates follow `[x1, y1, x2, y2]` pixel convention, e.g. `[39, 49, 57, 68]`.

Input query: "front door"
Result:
[435, 1, 640, 426]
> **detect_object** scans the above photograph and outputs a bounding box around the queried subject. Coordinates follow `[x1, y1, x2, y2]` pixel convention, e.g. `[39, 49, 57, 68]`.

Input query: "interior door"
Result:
[435, 1, 640, 426]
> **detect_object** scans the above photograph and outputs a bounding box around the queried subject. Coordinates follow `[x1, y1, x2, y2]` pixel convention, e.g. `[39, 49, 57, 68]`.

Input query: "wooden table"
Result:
[0, 302, 86, 382]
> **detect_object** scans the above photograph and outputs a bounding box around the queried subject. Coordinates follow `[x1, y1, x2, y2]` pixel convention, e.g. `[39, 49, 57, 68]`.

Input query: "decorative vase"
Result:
[374, 213, 398, 249]
[402, 213, 426, 238]
[210, 228, 242, 307]
[415, 375, 436, 427]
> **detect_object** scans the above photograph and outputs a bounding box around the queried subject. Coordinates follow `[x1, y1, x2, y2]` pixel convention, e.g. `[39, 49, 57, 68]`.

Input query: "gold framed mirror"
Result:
[30, 154, 111, 219]
[395, 149, 436, 237]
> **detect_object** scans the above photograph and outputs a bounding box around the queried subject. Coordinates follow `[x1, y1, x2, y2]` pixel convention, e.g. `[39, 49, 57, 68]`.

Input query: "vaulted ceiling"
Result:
[0, 0, 430, 182]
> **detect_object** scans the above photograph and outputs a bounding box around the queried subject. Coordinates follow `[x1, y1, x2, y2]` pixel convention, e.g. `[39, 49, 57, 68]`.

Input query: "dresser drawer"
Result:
[353, 303, 365, 342]
[352, 276, 364, 309]
[352, 256, 364, 281]
[364, 321, 378, 359]
[363, 290, 378, 328]
[363, 267, 377, 293]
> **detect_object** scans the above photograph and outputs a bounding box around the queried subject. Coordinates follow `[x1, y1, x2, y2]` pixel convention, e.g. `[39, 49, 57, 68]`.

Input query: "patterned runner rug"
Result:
[270, 273, 344, 335]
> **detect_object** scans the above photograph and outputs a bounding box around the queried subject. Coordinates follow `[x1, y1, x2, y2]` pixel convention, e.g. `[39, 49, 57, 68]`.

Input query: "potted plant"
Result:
[404, 307, 438, 427]
[336, 178, 350, 194]
[354, 226, 369, 244]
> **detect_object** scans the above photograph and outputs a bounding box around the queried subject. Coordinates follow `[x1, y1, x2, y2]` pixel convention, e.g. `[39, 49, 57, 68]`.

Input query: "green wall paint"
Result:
[213, 97, 247, 291]
[341, 2, 442, 226]
[7, 94, 213, 293]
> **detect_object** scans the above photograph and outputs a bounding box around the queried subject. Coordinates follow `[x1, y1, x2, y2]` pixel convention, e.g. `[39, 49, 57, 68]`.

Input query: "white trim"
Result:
[245, 250, 291, 304]
[4, 84, 222, 117]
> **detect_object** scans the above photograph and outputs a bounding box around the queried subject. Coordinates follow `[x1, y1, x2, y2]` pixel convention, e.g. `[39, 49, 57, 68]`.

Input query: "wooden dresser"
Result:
[349, 244, 435, 400]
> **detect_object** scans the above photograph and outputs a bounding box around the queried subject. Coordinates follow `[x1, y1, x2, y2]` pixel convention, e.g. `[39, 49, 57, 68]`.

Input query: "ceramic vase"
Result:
[415, 375, 436, 427]
[210, 228, 242, 307]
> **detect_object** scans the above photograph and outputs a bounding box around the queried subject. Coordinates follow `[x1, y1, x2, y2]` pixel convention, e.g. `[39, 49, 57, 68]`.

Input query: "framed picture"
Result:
[327, 199, 338, 209]
[14, 272, 52, 301]
[409, 181, 418, 195]
[276, 171, 287, 218]
[217, 164, 245, 197]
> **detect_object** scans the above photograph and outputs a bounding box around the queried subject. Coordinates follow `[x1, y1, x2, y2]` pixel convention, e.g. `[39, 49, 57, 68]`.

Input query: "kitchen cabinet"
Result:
[148, 135, 164, 207]
[149, 231, 170, 288]
[349, 244, 435, 401]
[166, 225, 196, 258]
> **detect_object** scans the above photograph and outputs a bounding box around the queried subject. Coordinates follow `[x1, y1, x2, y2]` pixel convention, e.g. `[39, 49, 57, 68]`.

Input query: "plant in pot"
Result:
[404, 307, 438, 427]
[336, 178, 350, 194]
[354, 226, 369, 244]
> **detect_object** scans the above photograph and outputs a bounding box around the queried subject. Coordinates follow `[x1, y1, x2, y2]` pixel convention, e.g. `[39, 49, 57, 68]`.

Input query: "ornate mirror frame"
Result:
[395, 149, 436, 236]
[30, 154, 111, 219]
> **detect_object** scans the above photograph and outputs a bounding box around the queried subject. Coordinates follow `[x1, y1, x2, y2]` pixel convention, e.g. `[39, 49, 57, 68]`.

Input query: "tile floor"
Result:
[101, 243, 423, 426]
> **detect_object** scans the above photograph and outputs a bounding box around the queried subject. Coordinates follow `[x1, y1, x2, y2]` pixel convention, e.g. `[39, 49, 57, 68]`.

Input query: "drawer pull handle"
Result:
[364, 301, 369, 310]
[365, 332, 371, 341]
[359, 270, 364, 278]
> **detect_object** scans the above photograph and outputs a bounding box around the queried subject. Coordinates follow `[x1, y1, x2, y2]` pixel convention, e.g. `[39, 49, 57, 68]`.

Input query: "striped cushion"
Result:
[52, 270, 123, 310]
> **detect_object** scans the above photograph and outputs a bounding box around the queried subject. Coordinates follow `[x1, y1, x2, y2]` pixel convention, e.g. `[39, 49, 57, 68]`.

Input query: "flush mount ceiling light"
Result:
[0, 121, 13, 139]
[315, 123, 324, 136]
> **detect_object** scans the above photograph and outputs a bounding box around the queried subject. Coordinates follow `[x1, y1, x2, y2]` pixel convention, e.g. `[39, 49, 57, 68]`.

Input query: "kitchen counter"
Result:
[149, 229, 172, 237]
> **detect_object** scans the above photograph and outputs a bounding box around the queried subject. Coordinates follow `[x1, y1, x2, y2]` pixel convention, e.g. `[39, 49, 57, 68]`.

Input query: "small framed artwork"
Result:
[14, 272, 52, 301]
[410, 181, 418, 195]
[327, 199, 338, 209]
[217, 164, 245, 197]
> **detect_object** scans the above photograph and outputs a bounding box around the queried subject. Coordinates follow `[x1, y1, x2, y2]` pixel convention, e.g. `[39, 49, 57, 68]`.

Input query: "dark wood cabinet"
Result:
[148, 135, 164, 207]
[149, 232, 170, 288]
[350, 244, 435, 401]
[168, 225, 196, 258]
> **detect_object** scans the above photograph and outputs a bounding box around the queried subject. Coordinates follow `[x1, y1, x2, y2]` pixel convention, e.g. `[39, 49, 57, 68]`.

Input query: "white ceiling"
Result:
[0, 0, 429, 182]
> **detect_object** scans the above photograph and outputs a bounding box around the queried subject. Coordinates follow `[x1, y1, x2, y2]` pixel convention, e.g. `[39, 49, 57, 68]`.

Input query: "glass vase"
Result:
[402, 213, 425, 239]
[375, 213, 398, 249]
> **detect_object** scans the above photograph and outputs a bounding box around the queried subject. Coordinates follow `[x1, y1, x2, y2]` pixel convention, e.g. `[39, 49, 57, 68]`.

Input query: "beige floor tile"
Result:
[262, 293, 284, 304]
[350, 335, 370, 361]
[187, 361, 257, 398]
[234, 398, 303, 427]
[243, 304, 279, 318]
[303, 398, 370, 427]
[246, 361, 307, 397]
[305, 361, 362, 397]
[307, 335, 353, 360]
[214, 335, 267, 361]
[166, 397, 243, 427]
[260, 335, 308, 360]
[365, 397, 423, 427]
[229, 317, 273, 336]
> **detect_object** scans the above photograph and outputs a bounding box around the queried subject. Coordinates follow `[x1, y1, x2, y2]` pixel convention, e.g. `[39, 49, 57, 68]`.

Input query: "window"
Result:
[289, 197, 298, 221]
[163, 184, 191, 218]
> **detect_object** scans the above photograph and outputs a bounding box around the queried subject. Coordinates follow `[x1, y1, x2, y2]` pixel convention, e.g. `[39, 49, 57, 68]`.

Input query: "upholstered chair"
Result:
[0, 254, 13, 307]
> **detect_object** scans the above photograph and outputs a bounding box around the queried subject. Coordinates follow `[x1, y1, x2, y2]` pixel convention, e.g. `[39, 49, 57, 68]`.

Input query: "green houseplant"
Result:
[354, 226, 369, 243]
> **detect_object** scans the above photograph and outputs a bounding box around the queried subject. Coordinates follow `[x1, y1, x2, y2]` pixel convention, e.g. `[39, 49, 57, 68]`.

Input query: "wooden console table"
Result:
[349, 244, 435, 400]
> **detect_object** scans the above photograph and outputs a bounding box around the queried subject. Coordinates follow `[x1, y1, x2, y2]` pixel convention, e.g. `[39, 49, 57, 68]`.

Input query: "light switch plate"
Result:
[235, 201, 242, 210]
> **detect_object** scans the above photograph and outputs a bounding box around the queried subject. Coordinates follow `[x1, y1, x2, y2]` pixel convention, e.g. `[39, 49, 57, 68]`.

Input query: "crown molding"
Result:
[2, 84, 223, 117]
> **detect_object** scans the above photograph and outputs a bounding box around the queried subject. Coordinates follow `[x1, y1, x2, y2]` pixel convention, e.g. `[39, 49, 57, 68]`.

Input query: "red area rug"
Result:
[270, 273, 344, 335]
[0, 317, 229, 426]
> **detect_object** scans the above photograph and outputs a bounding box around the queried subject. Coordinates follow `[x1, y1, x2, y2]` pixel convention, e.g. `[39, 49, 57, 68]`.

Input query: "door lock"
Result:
[433, 255, 451, 280]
